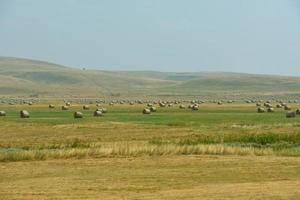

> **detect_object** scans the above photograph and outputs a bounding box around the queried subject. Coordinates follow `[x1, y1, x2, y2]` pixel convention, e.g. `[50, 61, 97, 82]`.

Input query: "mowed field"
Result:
[1, 102, 300, 199]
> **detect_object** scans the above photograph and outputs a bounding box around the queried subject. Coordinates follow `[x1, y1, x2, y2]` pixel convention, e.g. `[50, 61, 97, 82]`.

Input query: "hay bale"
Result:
[264, 103, 272, 108]
[49, 104, 55, 109]
[66, 102, 71, 106]
[256, 103, 261, 107]
[94, 110, 103, 117]
[179, 104, 186, 109]
[62, 105, 69, 110]
[96, 108, 107, 113]
[286, 111, 296, 118]
[150, 106, 157, 112]
[296, 109, 300, 115]
[192, 104, 199, 111]
[284, 105, 292, 111]
[267, 108, 274, 113]
[217, 101, 222, 105]
[257, 107, 265, 113]
[20, 110, 30, 118]
[159, 102, 166, 107]
[74, 111, 83, 118]
[276, 104, 283, 108]
[0, 111, 6, 116]
[83, 105, 90, 110]
[143, 108, 151, 114]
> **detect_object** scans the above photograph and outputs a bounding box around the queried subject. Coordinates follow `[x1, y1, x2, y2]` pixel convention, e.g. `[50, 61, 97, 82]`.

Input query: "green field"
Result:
[1, 102, 300, 199]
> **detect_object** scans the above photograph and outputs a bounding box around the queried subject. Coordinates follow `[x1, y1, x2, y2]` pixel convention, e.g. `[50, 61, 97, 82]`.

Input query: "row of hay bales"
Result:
[143, 104, 157, 114]
[0, 110, 30, 118]
[74, 107, 108, 118]
[256, 101, 300, 118]
[2, 98, 300, 107]
[0, 109, 107, 119]
[0, 102, 109, 118]
[142, 102, 203, 114]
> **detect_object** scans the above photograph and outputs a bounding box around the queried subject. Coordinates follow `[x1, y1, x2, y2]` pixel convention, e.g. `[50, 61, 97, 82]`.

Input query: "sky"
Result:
[0, 0, 300, 75]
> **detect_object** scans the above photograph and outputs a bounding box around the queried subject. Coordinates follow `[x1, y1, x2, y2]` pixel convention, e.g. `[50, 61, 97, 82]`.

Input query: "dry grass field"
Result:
[1, 102, 300, 199]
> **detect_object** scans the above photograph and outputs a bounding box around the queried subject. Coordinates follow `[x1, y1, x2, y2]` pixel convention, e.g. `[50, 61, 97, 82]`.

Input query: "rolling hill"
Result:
[1, 56, 300, 98]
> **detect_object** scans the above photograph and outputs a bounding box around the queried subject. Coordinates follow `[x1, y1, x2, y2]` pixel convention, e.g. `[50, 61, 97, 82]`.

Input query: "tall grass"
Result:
[1, 143, 300, 162]
[150, 132, 300, 150]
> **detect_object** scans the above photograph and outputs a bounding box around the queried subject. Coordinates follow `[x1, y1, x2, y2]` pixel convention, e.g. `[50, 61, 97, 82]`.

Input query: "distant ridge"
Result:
[1, 57, 300, 97]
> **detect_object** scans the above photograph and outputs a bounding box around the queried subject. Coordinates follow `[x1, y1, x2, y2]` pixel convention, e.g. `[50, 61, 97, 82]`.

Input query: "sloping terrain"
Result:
[1, 56, 300, 97]
[0, 57, 177, 97]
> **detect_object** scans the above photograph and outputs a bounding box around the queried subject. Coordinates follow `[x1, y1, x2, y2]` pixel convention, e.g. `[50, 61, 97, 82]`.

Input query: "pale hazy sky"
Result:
[0, 0, 300, 75]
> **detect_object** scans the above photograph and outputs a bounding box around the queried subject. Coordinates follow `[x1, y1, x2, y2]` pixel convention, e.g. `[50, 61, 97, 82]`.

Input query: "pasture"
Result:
[1, 102, 300, 199]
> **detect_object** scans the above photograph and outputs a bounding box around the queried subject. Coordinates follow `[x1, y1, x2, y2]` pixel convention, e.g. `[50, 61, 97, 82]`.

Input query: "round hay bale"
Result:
[267, 108, 274, 113]
[28, 102, 33, 106]
[143, 108, 151, 114]
[286, 111, 296, 118]
[93, 110, 103, 117]
[264, 103, 272, 108]
[74, 111, 83, 118]
[66, 102, 71, 106]
[179, 104, 186, 109]
[96, 103, 101, 107]
[192, 104, 199, 111]
[83, 105, 90, 110]
[217, 101, 222, 105]
[20, 110, 30, 118]
[150, 106, 157, 112]
[257, 107, 265, 113]
[276, 104, 283, 108]
[284, 105, 292, 111]
[159, 102, 166, 107]
[62, 105, 69, 110]
[296, 109, 300, 115]
[101, 108, 108, 113]
[0, 111, 6, 116]
[49, 104, 55, 109]
[256, 103, 261, 107]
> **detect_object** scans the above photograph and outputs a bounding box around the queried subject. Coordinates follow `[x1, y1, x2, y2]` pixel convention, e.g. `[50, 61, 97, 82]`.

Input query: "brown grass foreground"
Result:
[1, 155, 300, 199]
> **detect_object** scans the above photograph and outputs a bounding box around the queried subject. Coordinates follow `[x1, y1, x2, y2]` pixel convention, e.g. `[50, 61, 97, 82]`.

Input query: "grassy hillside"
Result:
[1, 57, 300, 97]
[0, 57, 176, 97]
